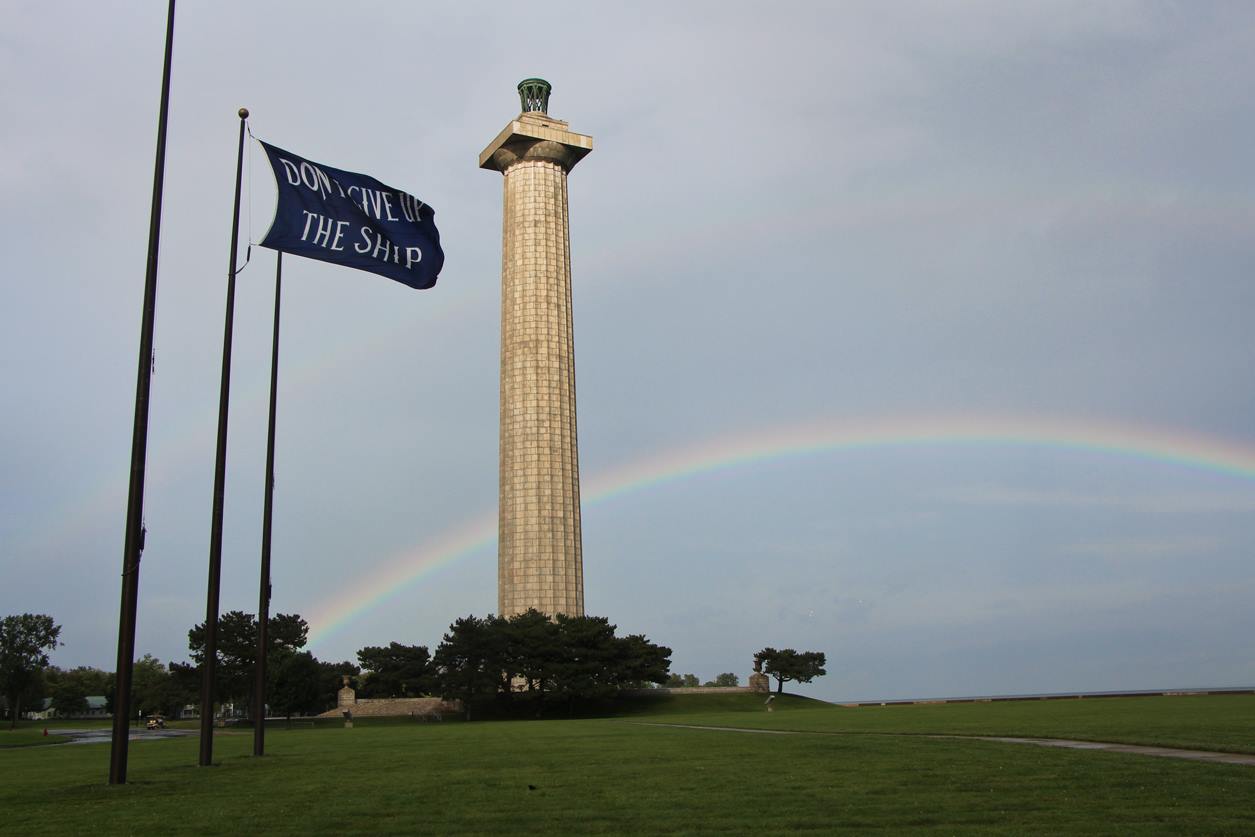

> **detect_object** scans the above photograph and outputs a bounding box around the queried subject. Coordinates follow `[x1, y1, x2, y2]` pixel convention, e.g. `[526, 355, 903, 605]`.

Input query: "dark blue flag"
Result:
[258, 141, 443, 289]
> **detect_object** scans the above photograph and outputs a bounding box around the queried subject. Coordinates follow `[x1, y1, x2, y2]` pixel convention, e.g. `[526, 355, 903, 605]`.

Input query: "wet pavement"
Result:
[49, 727, 195, 745]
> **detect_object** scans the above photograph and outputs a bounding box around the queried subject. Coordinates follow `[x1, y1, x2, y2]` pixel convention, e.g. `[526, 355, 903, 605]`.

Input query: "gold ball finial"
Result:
[238, 107, 249, 119]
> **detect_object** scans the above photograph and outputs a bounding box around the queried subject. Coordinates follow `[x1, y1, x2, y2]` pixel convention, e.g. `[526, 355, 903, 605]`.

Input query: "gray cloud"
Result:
[2, 1, 1253, 700]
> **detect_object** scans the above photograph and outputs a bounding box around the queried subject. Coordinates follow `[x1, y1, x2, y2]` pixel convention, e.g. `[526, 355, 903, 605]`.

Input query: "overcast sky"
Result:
[3, 1, 1254, 702]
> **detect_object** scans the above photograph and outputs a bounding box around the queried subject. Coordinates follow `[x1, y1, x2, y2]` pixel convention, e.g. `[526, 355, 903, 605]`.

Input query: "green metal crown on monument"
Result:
[517, 78, 552, 114]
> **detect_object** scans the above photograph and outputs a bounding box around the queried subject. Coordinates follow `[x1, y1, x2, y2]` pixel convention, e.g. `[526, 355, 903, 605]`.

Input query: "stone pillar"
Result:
[749, 654, 770, 692]
[337, 675, 356, 709]
[480, 79, 593, 618]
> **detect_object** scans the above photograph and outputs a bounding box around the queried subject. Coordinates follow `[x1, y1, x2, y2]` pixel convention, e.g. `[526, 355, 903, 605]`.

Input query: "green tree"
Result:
[433, 615, 505, 720]
[132, 654, 185, 718]
[269, 651, 323, 722]
[756, 648, 827, 694]
[188, 611, 252, 710]
[188, 611, 309, 716]
[104, 672, 116, 716]
[7, 670, 48, 723]
[434, 612, 671, 718]
[48, 671, 89, 717]
[503, 610, 561, 708]
[707, 672, 739, 687]
[550, 614, 618, 712]
[268, 614, 310, 652]
[55, 666, 110, 718]
[0, 613, 61, 729]
[63, 666, 112, 698]
[613, 634, 672, 689]
[316, 660, 360, 713]
[356, 643, 433, 698]
[667, 673, 700, 688]
[167, 662, 201, 717]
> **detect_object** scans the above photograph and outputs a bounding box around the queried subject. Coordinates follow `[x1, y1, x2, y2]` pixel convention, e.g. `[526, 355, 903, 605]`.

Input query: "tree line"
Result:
[756, 647, 827, 694]
[665, 648, 827, 694]
[664, 672, 740, 688]
[1, 611, 357, 725]
[183, 607, 674, 720]
[430, 610, 671, 718]
[4, 610, 826, 725]
[2, 609, 674, 723]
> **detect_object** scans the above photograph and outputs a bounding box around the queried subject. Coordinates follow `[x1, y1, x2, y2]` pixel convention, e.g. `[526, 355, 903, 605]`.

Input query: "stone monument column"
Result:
[480, 79, 593, 618]
[337, 675, 356, 709]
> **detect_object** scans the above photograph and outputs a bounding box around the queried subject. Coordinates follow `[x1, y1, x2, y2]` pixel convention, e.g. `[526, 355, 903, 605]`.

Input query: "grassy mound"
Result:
[642, 693, 1255, 754]
[607, 690, 825, 716]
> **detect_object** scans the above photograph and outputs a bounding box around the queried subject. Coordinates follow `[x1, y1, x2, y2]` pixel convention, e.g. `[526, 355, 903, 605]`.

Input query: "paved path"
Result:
[636, 722, 797, 735]
[633, 722, 1255, 767]
[957, 735, 1255, 767]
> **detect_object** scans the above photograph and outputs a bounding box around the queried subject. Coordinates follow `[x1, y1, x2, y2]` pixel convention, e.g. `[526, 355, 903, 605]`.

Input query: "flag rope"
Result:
[247, 123, 253, 245]
[230, 123, 253, 276]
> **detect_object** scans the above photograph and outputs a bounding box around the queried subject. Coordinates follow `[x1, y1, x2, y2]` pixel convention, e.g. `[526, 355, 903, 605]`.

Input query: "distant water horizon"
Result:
[840, 685, 1255, 706]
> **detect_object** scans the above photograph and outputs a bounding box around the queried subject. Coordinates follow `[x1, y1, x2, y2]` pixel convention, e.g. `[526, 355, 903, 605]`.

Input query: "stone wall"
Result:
[623, 686, 753, 696]
[317, 697, 460, 719]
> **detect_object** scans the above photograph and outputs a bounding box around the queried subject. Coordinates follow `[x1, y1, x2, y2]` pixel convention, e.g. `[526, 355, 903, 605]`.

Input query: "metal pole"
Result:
[110, 0, 175, 786]
[199, 106, 249, 766]
[253, 252, 282, 756]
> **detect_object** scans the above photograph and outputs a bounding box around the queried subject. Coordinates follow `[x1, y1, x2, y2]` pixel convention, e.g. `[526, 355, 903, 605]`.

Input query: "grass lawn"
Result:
[0, 727, 69, 748]
[1, 695, 1252, 834]
[605, 691, 825, 716]
[647, 693, 1255, 754]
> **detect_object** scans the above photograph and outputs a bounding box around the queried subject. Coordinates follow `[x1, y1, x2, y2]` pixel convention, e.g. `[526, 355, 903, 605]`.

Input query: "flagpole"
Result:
[253, 252, 282, 757]
[110, 0, 175, 786]
[199, 106, 249, 767]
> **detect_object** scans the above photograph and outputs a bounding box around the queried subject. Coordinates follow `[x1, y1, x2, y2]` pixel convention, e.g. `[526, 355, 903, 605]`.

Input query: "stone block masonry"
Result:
[316, 697, 459, 719]
[481, 83, 592, 618]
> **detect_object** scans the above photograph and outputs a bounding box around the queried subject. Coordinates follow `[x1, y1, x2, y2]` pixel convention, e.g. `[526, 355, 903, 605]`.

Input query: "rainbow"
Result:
[305, 413, 1255, 648]
[20, 280, 489, 559]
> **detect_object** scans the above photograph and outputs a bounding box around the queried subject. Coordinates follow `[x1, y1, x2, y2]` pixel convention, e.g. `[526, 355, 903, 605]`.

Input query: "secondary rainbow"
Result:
[306, 413, 1255, 648]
